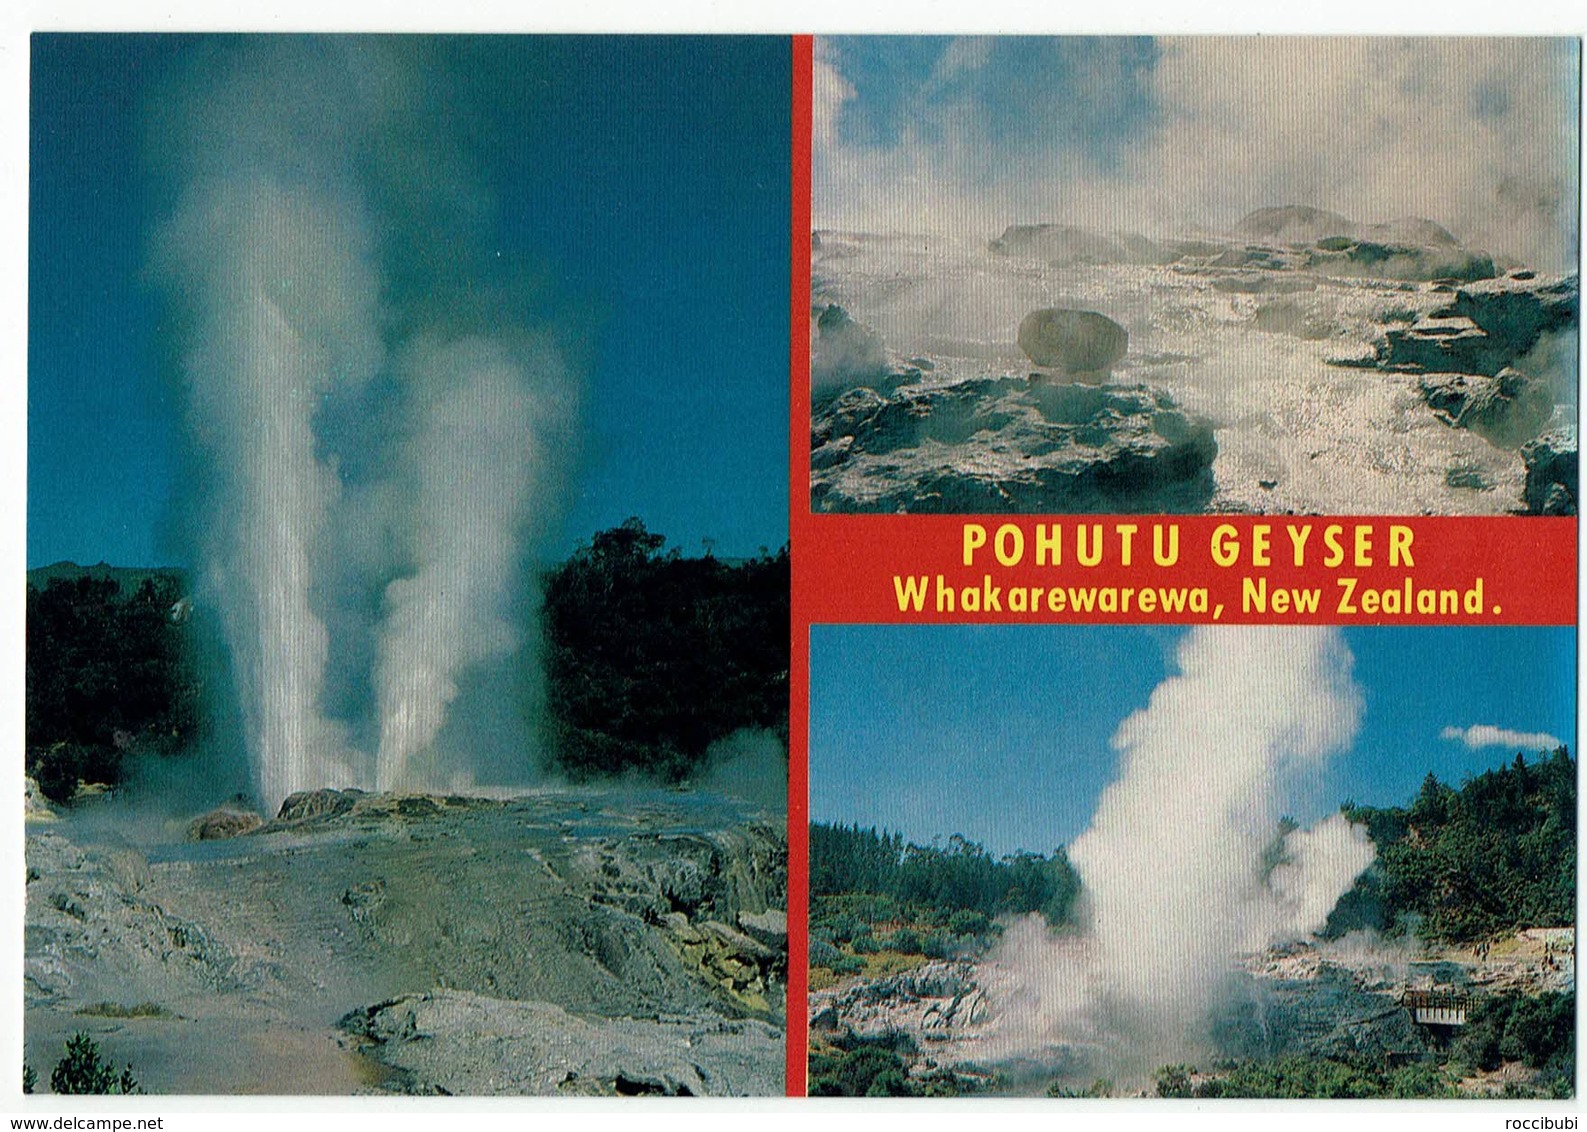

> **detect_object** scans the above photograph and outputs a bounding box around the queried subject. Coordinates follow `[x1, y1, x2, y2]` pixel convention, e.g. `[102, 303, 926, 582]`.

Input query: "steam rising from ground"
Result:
[150, 41, 575, 812]
[985, 627, 1374, 1071]
[815, 37, 1579, 270]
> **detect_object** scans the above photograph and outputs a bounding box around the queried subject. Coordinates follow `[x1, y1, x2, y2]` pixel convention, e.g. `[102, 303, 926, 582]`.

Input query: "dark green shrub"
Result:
[1156, 1064, 1193, 1098]
[48, 1033, 139, 1095]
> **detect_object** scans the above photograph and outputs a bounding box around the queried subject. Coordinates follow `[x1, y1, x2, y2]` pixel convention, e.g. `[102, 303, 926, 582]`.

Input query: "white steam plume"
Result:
[988, 627, 1374, 1069]
[151, 41, 576, 812]
[155, 176, 380, 810]
[374, 338, 563, 792]
[816, 37, 1579, 270]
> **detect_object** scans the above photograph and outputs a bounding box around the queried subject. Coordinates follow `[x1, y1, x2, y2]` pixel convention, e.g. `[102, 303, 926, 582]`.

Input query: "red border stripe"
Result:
[786, 32, 813, 1099]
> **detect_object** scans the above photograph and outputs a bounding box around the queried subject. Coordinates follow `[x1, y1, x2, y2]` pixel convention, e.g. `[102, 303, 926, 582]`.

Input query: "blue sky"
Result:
[810, 625, 1576, 855]
[29, 35, 790, 568]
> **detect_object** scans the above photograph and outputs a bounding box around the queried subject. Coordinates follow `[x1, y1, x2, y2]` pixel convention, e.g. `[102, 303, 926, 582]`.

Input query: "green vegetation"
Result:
[1047, 1078, 1114, 1098]
[1329, 748, 1574, 944]
[76, 1001, 170, 1019]
[541, 518, 789, 781]
[1160, 1056, 1459, 1099]
[47, 1033, 140, 1095]
[808, 824, 1079, 990]
[808, 1033, 991, 1097]
[1450, 991, 1574, 1092]
[811, 824, 1079, 928]
[26, 572, 200, 801]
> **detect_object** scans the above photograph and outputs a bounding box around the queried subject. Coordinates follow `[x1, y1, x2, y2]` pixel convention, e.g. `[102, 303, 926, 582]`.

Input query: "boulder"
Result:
[1017, 308, 1128, 374]
[1234, 205, 1355, 244]
[990, 224, 1147, 265]
[276, 788, 364, 823]
[187, 806, 264, 841]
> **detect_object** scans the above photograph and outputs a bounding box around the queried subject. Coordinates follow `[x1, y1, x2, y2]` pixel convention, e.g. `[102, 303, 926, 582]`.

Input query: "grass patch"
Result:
[75, 1002, 169, 1019]
[859, 949, 931, 979]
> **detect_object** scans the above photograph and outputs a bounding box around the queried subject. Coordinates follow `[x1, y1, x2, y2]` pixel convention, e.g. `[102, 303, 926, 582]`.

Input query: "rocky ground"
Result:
[808, 929, 1573, 1094]
[25, 786, 787, 1095]
[810, 210, 1577, 515]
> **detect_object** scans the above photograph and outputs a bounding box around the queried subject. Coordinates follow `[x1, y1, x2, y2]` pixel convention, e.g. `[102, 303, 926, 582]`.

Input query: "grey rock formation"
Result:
[1522, 433, 1578, 515]
[738, 908, 788, 950]
[811, 377, 1217, 513]
[26, 789, 786, 1095]
[1017, 308, 1128, 375]
[1378, 275, 1578, 378]
[809, 961, 987, 1048]
[812, 303, 889, 393]
[1234, 205, 1356, 244]
[276, 788, 365, 823]
[1419, 369, 1554, 448]
[342, 990, 783, 1095]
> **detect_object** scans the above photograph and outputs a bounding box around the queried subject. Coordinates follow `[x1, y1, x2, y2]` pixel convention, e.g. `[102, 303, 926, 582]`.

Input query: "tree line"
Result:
[26, 520, 789, 800]
[540, 517, 789, 781]
[1328, 747, 1574, 944]
[809, 822, 1080, 970]
[26, 572, 200, 801]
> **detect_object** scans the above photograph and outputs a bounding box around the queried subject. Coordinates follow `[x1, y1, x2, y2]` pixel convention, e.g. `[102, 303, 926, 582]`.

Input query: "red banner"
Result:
[793, 514, 1577, 626]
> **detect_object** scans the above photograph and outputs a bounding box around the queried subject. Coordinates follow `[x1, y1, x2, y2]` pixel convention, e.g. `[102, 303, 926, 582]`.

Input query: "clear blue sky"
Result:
[810, 625, 1576, 856]
[29, 35, 790, 568]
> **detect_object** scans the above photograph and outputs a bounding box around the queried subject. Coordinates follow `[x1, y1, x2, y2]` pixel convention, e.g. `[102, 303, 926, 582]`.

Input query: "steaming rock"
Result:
[809, 961, 987, 1048]
[1418, 369, 1554, 448]
[812, 303, 890, 392]
[812, 212, 1563, 515]
[810, 377, 1217, 513]
[1017, 308, 1129, 374]
[1366, 217, 1462, 248]
[1451, 274, 1579, 353]
[1234, 205, 1356, 244]
[1377, 274, 1578, 376]
[1522, 433, 1578, 515]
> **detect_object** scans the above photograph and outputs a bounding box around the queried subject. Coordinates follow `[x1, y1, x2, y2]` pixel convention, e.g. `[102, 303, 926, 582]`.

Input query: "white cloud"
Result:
[1441, 724, 1563, 751]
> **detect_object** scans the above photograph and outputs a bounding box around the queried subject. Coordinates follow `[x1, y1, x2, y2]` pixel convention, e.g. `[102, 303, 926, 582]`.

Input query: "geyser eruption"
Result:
[373, 337, 564, 792]
[991, 627, 1375, 1069]
[156, 177, 380, 811]
[151, 41, 575, 812]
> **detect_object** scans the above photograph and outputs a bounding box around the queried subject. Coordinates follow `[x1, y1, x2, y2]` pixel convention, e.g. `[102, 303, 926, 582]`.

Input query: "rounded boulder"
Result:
[1017, 308, 1128, 374]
